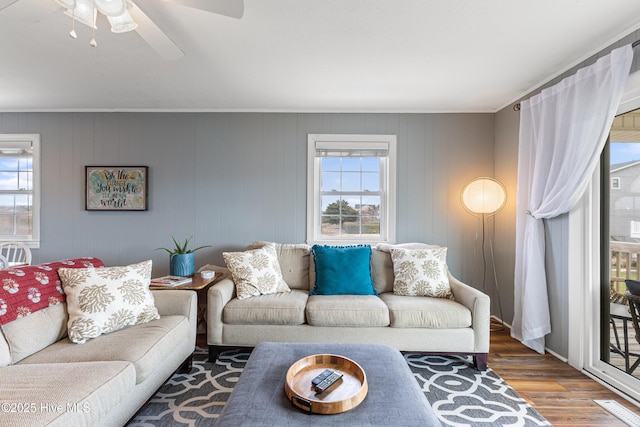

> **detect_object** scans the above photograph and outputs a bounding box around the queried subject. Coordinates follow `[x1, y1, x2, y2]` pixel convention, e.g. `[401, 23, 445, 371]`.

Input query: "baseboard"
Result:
[492, 316, 566, 362]
[545, 347, 568, 363]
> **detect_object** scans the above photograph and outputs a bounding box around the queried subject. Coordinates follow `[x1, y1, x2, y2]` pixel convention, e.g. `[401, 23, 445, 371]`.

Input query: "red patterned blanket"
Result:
[0, 258, 104, 326]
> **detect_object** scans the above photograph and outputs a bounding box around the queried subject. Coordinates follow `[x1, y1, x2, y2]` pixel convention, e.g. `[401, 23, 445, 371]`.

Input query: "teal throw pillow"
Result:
[310, 245, 376, 295]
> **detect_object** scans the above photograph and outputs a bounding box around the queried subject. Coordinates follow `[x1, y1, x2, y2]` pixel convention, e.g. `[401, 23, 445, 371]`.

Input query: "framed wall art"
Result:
[85, 166, 149, 211]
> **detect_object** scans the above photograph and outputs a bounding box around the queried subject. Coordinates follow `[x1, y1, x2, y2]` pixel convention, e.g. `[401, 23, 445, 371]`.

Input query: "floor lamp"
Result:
[461, 177, 506, 331]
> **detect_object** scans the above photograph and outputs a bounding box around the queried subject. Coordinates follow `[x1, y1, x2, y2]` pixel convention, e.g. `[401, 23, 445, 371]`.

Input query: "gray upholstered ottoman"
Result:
[215, 342, 442, 426]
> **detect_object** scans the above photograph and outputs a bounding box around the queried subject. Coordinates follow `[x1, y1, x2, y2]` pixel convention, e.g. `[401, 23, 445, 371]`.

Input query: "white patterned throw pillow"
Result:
[223, 245, 291, 299]
[59, 260, 160, 344]
[390, 247, 453, 298]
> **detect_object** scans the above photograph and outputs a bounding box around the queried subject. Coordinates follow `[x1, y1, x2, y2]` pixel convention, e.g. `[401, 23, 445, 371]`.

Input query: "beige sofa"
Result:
[0, 259, 197, 427]
[207, 242, 490, 370]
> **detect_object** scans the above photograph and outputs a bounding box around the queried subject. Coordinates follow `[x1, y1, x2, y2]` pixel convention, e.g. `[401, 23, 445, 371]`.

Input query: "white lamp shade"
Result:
[95, 0, 126, 16]
[461, 177, 506, 214]
[108, 9, 137, 33]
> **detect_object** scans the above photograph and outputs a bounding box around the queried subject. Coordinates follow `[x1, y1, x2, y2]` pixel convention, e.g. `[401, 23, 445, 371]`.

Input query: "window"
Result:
[611, 177, 620, 189]
[0, 135, 40, 247]
[307, 134, 396, 244]
[631, 220, 640, 238]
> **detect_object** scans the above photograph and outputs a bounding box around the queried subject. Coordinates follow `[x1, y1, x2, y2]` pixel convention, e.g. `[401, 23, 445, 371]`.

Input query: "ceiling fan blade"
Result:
[0, 0, 19, 12]
[160, 0, 244, 19]
[0, 0, 60, 22]
[128, 1, 184, 61]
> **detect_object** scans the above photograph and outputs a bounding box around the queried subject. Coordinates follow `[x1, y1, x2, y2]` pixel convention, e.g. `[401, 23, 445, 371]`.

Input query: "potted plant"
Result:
[156, 236, 211, 277]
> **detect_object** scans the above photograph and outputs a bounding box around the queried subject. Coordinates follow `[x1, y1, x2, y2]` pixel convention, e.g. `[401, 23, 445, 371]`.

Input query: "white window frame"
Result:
[611, 177, 620, 189]
[0, 134, 40, 248]
[568, 70, 640, 402]
[307, 134, 396, 245]
[570, 168, 640, 403]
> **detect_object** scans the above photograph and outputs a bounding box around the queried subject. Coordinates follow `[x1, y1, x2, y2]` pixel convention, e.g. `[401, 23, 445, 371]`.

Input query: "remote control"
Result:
[311, 369, 334, 386]
[314, 371, 343, 393]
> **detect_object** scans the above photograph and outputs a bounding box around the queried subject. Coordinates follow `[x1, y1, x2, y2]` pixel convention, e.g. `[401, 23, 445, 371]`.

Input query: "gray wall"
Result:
[494, 105, 519, 328]
[0, 112, 495, 290]
[494, 30, 640, 357]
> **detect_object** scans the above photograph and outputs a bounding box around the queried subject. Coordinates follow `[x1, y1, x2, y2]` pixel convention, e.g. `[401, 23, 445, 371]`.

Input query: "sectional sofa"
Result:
[207, 242, 490, 370]
[0, 258, 197, 427]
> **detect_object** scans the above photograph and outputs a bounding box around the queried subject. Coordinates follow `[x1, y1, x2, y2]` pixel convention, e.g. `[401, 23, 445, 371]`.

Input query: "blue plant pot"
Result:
[170, 253, 195, 277]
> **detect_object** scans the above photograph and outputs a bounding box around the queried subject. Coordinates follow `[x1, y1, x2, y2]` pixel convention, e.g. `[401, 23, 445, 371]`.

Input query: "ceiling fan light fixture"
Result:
[48, 0, 244, 57]
[94, 0, 126, 17]
[63, 0, 97, 29]
[108, 9, 137, 33]
[54, 0, 77, 9]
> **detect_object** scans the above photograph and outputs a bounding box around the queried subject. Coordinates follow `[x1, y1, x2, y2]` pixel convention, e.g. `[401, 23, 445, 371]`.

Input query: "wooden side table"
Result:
[150, 271, 225, 333]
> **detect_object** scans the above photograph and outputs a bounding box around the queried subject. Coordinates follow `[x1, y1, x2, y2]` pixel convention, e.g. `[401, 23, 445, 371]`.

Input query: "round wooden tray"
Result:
[284, 354, 368, 415]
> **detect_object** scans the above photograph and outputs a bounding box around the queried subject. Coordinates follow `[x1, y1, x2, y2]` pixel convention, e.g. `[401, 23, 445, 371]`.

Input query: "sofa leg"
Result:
[177, 354, 193, 374]
[473, 353, 488, 371]
[208, 345, 223, 362]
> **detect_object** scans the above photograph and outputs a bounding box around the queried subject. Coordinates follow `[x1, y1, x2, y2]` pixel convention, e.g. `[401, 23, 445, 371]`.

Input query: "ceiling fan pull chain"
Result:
[89, 0, 97, 47]
[69, 7, 77, 39]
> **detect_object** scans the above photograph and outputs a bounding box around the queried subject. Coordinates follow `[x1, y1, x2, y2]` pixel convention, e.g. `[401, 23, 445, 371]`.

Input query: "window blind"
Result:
[314, 141, 389, 158]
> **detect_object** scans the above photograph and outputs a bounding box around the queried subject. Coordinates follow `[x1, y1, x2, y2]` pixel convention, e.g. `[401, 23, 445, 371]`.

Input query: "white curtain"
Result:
[513, 45, 634, 354]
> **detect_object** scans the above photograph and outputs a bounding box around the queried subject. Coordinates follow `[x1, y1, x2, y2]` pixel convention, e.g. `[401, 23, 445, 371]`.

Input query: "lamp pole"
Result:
[481, 211, 505, 331]
[462, 177, 506, 331]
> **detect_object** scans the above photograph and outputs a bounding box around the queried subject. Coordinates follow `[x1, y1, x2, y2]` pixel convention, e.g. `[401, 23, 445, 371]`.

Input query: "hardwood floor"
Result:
[197, 329, 640, 425]
[489, 327, 640, 426]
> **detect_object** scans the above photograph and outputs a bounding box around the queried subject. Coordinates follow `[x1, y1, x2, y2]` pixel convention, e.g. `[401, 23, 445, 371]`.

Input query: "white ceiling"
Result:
[1, 0, 640, 113]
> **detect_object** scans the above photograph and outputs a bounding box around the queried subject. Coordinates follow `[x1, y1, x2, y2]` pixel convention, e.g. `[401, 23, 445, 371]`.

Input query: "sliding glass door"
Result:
[598, 108, 640, 396]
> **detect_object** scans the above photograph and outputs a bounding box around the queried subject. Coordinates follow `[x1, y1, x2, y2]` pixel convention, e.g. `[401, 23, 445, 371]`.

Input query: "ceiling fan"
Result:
[0, 0, 244, 60]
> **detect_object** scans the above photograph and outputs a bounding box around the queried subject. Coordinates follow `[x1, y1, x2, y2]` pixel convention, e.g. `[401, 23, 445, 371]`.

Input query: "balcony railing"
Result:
[610, 241, 640, 301]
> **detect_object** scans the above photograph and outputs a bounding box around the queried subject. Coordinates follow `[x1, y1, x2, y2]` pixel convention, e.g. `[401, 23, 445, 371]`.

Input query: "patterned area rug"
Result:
[127, 347, 551, 427]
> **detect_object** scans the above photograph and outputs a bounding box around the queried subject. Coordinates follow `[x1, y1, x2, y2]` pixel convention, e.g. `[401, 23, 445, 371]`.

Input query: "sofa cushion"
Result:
[390, 247, 453, 298]
[1, 303, 68, 364]
[372, 243, 441, 294]
[247, 241, 312, 290]
[310, 245, 376, 295]
[370, 248, 394, 294]
[223, 245, 291, 299]
[306, 295, 390, 327]
[0, 331, 10, 367]
[18, 315, 189, 384]
[0, 257, 104, 327]
[0, 361, 135, 427]
[380, 293, 472, 328]
[59, 260, 160, 344]
[224, 290, 308, 325]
